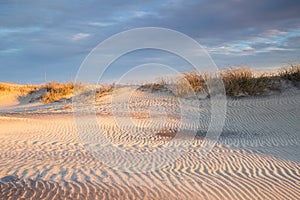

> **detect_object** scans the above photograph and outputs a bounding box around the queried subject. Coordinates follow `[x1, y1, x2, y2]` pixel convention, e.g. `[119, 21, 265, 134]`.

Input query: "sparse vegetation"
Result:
[0, 83, 38, 95]
[221, 67, 270, 96]
[139, 78, 169, 92]
[1, 64, 300, 103]
[175, 71, 210, 97]
[140, 64, 300, 97]
[0, 84, 9, 92]
[42, 82, 74, 103]
[97, 84, 114, 93]
[279, 64, 300, 82]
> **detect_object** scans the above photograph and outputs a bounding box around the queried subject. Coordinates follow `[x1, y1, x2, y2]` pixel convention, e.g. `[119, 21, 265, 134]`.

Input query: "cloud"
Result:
[72, 33, 90, 41]
[0, 48, 21, 54]
[87, 22, 115, 27]
[209, 27, 300, 56]
[0, 0, 300, 83]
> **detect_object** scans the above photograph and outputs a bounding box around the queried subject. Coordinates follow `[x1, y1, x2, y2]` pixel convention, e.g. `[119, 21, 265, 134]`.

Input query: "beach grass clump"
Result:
[96, 84, 115, 98]
[176, 72, 207, 97]
[0, 83, 10, 91]
[221, 67, 270, 96]
[42, 82, 74, 103]
[139, 78, 168, 92]
[146, 83, 165, 91]
[140, 68, 272, 97]
[279, 64, 300, 82]
[177, 68, 270, 97]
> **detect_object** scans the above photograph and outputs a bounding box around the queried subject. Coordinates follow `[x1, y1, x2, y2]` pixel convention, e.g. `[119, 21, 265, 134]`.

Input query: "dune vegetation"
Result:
[141, 64, 300, 97]
[0, 82, 116, 104]
[279, 64, 300, 81]
[1, 64, 299, 104]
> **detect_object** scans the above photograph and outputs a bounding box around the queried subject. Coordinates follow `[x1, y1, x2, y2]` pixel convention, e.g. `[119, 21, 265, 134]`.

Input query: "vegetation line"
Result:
[140, 64, 300, 97]
[1, 64, 299, 103]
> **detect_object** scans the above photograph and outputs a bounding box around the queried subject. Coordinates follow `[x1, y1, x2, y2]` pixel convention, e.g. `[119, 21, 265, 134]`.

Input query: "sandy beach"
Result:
[0, 85, 299, 199]
[2, 0, 300, 199]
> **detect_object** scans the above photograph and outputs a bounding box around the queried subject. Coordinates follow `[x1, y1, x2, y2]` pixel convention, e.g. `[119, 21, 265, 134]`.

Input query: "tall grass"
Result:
[221, 67, 270, 96]
[42, 82, 74, 103]
[175, 72, 208, 97]
[140, 64, 300, 97]
[279, 64, 300, 81]
[1, 64, 299, 102]
[0, 84, 9, 92]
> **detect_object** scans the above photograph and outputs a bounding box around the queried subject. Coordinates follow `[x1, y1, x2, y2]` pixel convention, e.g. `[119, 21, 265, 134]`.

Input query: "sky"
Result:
[0, 0, 300, 83]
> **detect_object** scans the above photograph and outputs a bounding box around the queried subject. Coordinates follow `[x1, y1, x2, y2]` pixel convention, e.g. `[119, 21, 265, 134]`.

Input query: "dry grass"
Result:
[1, 64, 300, 102]
[0, 82, 117, 104]
[279, 64, 300, 82]
[0, 83, 39, 95]
[140, 64, 300, 97]
[96, 84, 115, 98]
[221, 67, 270, 96]
[0, 84, 9, 92]
[176, 72, 208, 97]
[41, 82, 116, 103]
[141, 83, 165, 91]
[139, 78, 169, 92]
[42, 82, 74, 103]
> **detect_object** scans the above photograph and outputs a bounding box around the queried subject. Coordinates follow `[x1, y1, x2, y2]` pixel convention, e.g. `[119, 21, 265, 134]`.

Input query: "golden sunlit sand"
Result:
[0, 82, 299, 199]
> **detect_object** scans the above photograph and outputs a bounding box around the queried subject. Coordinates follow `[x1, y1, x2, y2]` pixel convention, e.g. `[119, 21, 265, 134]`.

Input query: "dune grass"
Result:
[221, 67, 272, 96]
[1, 64, 300, 103]
[279, 64, 300, 82]
[139, 78, 170, 92]
[141, 64, 300, 97]
[175, 72, 207, 97]
[0, 84, 8, 92]
[42, 82, 116, 103]
[0, 83, 39, 95]
[41, 82, 74, 103]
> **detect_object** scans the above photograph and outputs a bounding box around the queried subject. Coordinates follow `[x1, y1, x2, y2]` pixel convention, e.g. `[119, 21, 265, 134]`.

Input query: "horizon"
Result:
[1, 0, 300, 83]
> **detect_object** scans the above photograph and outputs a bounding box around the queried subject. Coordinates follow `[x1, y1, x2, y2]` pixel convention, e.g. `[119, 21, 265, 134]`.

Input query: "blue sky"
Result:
[0, 0, 300, 83]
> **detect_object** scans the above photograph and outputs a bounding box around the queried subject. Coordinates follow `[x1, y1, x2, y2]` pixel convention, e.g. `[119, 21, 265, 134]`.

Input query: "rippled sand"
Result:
[0, 87, 299, 199]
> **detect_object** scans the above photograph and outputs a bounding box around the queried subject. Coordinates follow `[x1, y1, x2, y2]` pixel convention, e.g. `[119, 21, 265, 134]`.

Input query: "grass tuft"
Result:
[221, 67, 270, 96]
[42, 82, 74, 103]
[279, 64, 300, 82]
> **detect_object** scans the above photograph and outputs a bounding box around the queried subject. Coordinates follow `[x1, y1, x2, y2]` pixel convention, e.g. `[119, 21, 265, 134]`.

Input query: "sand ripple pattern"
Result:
[0, 87, 300, 199]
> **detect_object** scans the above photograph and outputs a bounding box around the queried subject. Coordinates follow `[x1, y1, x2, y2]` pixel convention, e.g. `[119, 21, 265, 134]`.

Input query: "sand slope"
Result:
[0, 87, 299, 199]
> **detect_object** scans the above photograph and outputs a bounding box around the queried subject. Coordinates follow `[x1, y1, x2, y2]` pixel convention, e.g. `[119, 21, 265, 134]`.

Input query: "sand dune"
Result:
[0, 86, 299, 199]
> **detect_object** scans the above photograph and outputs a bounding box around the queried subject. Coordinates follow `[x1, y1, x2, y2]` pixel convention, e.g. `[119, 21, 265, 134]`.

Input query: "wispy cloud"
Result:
[0, 48, 21, 54]
[209, 28, 300, 56]
[72, 33, 90, 41]
[0, 27, 41, 37]
[87, 22, 115, 27]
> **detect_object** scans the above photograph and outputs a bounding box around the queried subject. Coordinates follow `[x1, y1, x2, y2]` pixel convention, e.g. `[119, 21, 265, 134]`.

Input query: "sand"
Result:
[0, 85, 299, 199]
